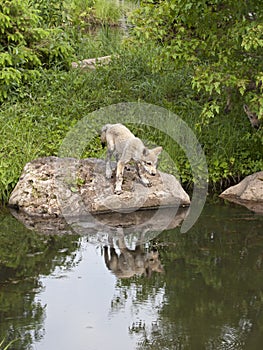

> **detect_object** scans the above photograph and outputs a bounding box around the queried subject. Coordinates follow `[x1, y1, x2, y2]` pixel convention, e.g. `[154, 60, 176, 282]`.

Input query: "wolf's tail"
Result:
[100, 124, 111, 147]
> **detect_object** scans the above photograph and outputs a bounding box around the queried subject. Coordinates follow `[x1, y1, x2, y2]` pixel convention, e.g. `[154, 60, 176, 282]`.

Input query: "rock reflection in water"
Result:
[10, 206, 188, 245]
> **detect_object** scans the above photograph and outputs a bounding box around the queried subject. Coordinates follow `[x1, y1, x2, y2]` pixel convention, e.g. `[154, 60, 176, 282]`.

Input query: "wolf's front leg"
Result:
[106, 162, 112, 179]
[115, 161, 125, 194]
[136, 163, 152, 187]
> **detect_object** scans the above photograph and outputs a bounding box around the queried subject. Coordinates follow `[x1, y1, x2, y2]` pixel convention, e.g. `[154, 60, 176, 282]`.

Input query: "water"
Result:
[0, 202, 262, 350]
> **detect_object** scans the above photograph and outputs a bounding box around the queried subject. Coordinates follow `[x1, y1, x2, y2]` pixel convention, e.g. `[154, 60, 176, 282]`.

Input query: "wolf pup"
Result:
[101, 123, 162, 194]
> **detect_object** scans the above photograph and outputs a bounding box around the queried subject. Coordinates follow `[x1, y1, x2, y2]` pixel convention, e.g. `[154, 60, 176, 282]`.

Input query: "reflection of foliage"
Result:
[116, 204, 263, 349]
[0, 211, 80, 282]
[110, 277, 166, 348]
[110, 268, 165, 314]
[0, 210, 80, 349]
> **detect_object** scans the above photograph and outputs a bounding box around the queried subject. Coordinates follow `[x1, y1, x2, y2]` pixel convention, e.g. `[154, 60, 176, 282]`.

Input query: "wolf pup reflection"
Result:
[104, 243, 164, 279]
[101, 123, 162, 194]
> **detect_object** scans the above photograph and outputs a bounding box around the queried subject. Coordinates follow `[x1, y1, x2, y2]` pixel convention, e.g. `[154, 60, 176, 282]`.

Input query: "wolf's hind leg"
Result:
[105, 140, 115, 179]
[106, 150, 113, 179]
[115, 161, 125, 194]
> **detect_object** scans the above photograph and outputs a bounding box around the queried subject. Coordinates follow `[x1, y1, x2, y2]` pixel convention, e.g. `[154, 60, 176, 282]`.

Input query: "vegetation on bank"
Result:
[0, 0, 262, 204]
[0, 338, 18, 350]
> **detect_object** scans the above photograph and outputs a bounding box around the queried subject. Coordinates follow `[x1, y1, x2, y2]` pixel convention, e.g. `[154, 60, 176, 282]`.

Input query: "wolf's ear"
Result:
[143, 148, 149, 156]
[243, 104, 249, 114]
[152, 146, 162, 156]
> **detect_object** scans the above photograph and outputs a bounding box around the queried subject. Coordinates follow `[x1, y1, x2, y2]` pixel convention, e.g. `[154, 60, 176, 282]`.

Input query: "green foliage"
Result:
[32, 0, 66, 27]
[0, 338, 17, 350]
[65, 0, 124, 31]
[0, 0, 136, 102]
[129, 0, 263, 121]
[93, 0, 122, 24]
[0, 0, 43, 100]
[0, 0, 74, 101]
[74, 26, 124, 59]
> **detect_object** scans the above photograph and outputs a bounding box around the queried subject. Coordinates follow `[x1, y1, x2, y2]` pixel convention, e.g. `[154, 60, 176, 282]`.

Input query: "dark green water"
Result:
[0, 202, 262, 350]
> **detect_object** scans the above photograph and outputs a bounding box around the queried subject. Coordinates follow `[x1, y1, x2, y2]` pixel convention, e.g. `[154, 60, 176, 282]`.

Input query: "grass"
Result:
[0, 338, 18, 350]
[93, 0, 122, 24]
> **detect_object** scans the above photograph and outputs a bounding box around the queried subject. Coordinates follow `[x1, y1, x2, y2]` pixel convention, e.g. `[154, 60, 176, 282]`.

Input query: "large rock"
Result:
[71, 55, 112, 69]
[219, 171, 263, 213]
[9, 156, 190, 218]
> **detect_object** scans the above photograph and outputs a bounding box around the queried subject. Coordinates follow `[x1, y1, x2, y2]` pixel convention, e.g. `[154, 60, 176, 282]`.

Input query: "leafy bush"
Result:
[0, 0, 74, 102]
[0, 0, 43, 100]
[129, 0, 263, 122]
[32, 0, 66, 27]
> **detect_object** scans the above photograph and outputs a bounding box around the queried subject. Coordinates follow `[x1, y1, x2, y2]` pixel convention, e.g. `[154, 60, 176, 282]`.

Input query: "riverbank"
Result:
[0, 1, 262, 204]
[1, 47, 262, 204]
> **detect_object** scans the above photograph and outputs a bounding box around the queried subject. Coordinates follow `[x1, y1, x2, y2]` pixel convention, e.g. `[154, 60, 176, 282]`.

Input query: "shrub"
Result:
[0, 0, 74, 102]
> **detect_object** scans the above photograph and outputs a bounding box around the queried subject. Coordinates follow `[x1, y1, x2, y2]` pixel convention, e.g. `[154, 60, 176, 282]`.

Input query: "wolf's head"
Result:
[142, 146, 162, 175]
[243, 105, 261, 129]
[145, 248, 164, 277]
